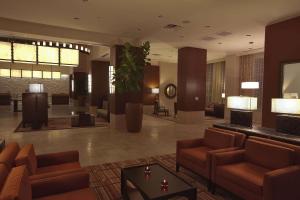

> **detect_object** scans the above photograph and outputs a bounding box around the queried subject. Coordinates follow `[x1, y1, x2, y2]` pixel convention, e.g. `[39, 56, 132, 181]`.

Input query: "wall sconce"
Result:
[271, 98, 300, 135]
[227, 96, 257, 128]
[151, 88, 159, 94]
[241, 82, 259, 89]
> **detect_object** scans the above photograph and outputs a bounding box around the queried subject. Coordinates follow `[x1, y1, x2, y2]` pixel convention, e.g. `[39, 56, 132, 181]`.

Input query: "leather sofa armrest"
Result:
[264, 165, 300, 200]
[212, 149, 245, 166]
[31, 170, 89, 198]
[210, 148, 244, 181]
[176, 138, 204, 160]
[37, 151, 79, 168]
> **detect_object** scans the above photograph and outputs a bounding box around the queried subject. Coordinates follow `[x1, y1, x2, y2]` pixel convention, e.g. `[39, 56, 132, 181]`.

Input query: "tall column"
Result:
[109, 45, 126, 130]
[177, 47, 207, 124]
[224, 55, 240, 121]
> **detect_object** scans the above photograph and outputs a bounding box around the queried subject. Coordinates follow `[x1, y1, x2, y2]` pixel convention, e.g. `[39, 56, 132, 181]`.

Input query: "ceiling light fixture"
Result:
[249, 41, 254, 44]
[73, 17, 80, 20]
[158, 15, 163, 18]
[69, 44, 73, 48]
[63, 43, 66, 47]
[80, 46, 84, 51]
[32, 42, 36, 45]
[246, 34, 252, 37]
[205, 25, 211, 28]
[49, 42, 53, 46]
[218, 42, 222, 44]
[182, 20, 191, 24]
[42, 41, 46, 46]
[37, 41, 40, 46]
[56, 42, 59, 47]
[75, 45, 78, 49]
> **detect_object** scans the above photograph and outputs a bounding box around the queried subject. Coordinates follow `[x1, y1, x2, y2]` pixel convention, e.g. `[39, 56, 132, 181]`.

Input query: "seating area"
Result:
[0, 142, 96, 200]
[176, 128, 300, 200]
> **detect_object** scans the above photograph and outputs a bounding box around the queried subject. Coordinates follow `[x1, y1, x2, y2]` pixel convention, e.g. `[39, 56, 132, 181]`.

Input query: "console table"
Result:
[213, 123, 300, 146]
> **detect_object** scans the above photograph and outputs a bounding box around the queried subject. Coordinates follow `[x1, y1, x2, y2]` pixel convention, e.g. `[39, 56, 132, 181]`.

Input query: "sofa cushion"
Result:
[245, 139, 295, 170]
[0, 164, 9, 189]
[35, 162, 81, 175]
[0, 142, 20, 170]
[35, 188, 96, 200]
[179, 146, 212, 167]
[203, 129, 235, 149]
[217, 162, 269, 194]
[0, 165, 32, 200]
[15, 144, 37, 175]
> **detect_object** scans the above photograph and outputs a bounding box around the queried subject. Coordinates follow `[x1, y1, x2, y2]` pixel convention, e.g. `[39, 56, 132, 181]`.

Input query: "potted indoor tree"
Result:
[112, 41, 150, 132]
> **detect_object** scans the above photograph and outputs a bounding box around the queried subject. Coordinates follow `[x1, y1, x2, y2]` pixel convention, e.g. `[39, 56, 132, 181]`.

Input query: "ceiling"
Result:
[0, 0, 300, 62]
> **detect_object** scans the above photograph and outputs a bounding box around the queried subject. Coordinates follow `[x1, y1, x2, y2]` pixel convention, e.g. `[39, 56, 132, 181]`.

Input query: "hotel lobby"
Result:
[0, 0, 300, 200]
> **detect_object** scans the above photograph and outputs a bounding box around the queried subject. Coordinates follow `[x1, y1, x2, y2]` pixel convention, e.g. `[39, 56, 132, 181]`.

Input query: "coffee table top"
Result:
[122, 163, 195, 199]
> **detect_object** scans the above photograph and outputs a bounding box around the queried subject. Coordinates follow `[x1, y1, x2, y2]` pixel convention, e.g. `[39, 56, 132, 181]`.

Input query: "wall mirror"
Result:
[164, 84, 176, 99]
[281, 62, 300, 98]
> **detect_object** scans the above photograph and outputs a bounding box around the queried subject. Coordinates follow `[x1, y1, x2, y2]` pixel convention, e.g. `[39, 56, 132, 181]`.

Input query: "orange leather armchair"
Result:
[176, 128, 246, 187]
[15, 144, 81, 179]
[212, 138, 300, 200]
[0, 165, 96, 200]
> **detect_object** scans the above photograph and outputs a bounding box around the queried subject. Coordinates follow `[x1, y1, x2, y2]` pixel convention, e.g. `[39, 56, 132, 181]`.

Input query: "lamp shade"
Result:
[29, 84, 44, 93]
[271, 98, 300, 114]
[152, 88, 159, 94]
[241, 82, 259, 89]
[227, 96, 257, 111]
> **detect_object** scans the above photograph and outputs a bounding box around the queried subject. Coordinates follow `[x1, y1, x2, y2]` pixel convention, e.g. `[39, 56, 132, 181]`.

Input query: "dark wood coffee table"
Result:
[121, 163, 197, 200]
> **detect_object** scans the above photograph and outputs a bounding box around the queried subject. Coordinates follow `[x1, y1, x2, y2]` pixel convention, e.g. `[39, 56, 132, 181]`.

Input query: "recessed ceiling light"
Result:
[158, 15, 163, 18]
[182, 20, 191, 24]
[82, 0, 88, 2]
[73, 17, 80, 20]
[137, 28, 142, 31]
[205, 25, 211, 28]
[246, 34, 252, 37]
[248, 48, 253, 50]
[218, 42, 222, 44]
[249, 41, 254, 44]
[180, 35, 184, 38]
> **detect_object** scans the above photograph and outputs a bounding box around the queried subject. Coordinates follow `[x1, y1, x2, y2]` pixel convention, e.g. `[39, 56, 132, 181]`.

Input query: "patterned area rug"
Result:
[14, 117, 108, 132]
[85, 154, 240, 200]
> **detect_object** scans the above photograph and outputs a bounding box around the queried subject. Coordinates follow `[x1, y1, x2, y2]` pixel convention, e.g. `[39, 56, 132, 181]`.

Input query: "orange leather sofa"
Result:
[212, 138, 300, 200]
[14, 144, 81, 179]
[0, 165, 96, 200]
[176, 128, 246, 186]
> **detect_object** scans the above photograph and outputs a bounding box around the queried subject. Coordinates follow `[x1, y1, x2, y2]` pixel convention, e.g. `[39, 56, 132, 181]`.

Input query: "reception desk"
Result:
[213, 123, 300, 146]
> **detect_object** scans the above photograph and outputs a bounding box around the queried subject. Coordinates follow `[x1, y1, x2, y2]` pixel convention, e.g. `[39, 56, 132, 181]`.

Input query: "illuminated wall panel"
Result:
[38, 46, 59, 65]
[33, 71, 42, 78]
[22, 69, 32, 78]
[0, 69, 10, 77]
[43, 71, 52, 79]
[13, 43, 36, 63]
[22, 70, 32, 78]
[11, 69, 21, 78]
[0, 42, 12, 61]
[60, 48, 79, 67]
[52, 71, 61, 79]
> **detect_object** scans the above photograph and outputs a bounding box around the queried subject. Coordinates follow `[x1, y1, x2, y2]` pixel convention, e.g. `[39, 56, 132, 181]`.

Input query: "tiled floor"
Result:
[0, 105, 224, 166]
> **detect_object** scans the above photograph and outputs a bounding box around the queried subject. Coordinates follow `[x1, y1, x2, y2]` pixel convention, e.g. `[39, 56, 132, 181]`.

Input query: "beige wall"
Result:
[159, 61, 177, 115]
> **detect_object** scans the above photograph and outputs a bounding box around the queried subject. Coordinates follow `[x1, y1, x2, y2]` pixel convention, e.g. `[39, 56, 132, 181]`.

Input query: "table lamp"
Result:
[227, 96, 257, 128]
[152, 88, 159, 101]
[271, 98, 300, 135]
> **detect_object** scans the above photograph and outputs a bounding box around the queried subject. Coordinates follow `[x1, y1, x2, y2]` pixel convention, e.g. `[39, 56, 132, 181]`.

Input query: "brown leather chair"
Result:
[212, 138, 300, 200]
[176, 128, 246, 186]
[0, 142, 20, 171]
[0, 165, 96, 200]
[15, 144, 81, 179]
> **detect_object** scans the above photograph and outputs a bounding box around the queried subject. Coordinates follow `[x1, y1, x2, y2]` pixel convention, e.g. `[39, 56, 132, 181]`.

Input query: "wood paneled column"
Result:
[177, 47, 207, 123]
